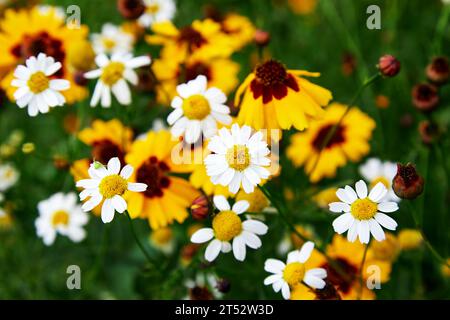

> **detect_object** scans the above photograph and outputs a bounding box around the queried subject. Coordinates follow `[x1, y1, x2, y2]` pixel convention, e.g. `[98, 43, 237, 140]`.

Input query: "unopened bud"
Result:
[378, 54, 401, 77]
[254, 29, 270, 47]
[412, 83, 439, 112]
[393, 163, 424, 200]
[426, 56, 449, 85]
[191, 195, 210, 220]
[117, 0, 145, 20]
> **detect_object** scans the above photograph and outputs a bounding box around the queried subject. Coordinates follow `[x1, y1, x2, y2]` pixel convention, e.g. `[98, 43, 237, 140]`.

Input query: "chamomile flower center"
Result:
[212, 210, 242, 241]
[101, 62, 125, 86]
[350, 198, 378, 220]
[146, 3, 160, 14]
[226, 145, 250, 171]
[102, 38, 116, 50]
[52, 210, 69, 226]
[27, 71, 50, 93]
[99, 174, 128, 198]
[255, 60, 287, 86]
[283, 262, 306, 286]
[370, 176, 390, 189]
[182, 94, 211, 120]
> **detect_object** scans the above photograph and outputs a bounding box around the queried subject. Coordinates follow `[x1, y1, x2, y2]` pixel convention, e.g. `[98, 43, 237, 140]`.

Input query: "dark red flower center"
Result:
[320, 258, 358, 294]
[432, 57, 449, 73]
[136, 156, 171, 198]
[250, 60, 299, 104]
[92, 140, 125, 166]
[189, 286, 213, 300]
[179, 27, 207, 51]
[184, 62, 212, 82]
[311, 124, 346, 150]
[415, 84, 436, 101]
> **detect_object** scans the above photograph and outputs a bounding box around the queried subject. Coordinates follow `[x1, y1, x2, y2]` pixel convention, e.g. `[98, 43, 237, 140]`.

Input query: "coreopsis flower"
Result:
[398, 229, 423, 250]
[329, 180, 399, 244]
[234, 59, 332, 133]
[35, 192, 89, 245]
[426, 56, 449, 85]
[190, 196, 268, 262]
[264, 242, 327, 300]
[287, 0, 318, 15]
[137, 0, 176, 28]
[91, 23, 134, 55]
[392, 163, 424, 199]
[370, 233, 400, 261]
[84, 52, 151, 107]
[412, 83, 439, 112]
[359, 158, 400, 202]
[167, 75, 232, 144]
[287, 103, 375, 182]
[0, 163, 19, 192]
[205, 124, 271, 194]
[76, 157, 147, 223]
[11, 53, 70, 116]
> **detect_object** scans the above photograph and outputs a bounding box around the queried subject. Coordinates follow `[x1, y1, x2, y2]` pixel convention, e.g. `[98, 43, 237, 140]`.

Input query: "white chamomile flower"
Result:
[359, 158, 400, 202]
[264, 242, 327, 300]
[91, 23, 134, 55]
[76, 157, 147, 223]
[205, 124, 271, 194]
[168, 75, 232, 144]
[11, 53, 70, 117]
[138, 0, 176, 28]
[0, 163, 19, 192]
[84, 52, 151, 108]
[35, 192, 89, 246]
[190, 195, 268, 262]
[329, 180, 399, 244]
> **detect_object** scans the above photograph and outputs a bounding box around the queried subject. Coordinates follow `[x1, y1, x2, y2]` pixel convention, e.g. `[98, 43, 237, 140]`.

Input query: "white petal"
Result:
[332, 213, 354, 234]
[126, 56, 151, 69]
[49, 79, 70, 91]
[377, 202, 399, 213]
[81, 194, 102, 212]
[191, 228, 214, 243]
[298, 241, 315, 263]
[368, 219, 386, 241]
[76, 179, 99, 189]
[107, 157, 121, 174]
[213, 195, 230, 211]
[264, 274, 282, 286]
[264, 259, 285, 274]
[112, 80, 131, 105]
[101, 199, 115, 223]
[205, 239, 222, 262]
[242, 231, 261, 249]
[355, 180, 368, 199]
[242, 220, 268, 235]
[128, 182, 147, 192]
[345, 185, 358, 202]
[369, 182, 388, 202]
[287, 250, 301, 264]
[167, 108, 183, 125]
[281, 282, 290, 300]
[221, 241, 231, 253]
[336, 188, 354, 204]
[232, 236, 246, 261]
[358, 220, 370, 244]
[374, 212, 398, 230]
[306, 268, 327, 279]
[303, 274, 326, 289]
[329, 202, 350, 213]
[112, 195, 127, 213]
[232, 200, 250, 214]
[120, 165, 133, 179]
[347, 220, 358, 242]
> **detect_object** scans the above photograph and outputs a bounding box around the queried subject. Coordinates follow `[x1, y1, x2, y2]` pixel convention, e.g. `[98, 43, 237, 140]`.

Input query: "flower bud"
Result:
[117, 0, 145, 20]
[190, 195, 210, 220]
[392, 163, 424, 199]
[254, 29, 271, 47]
[215, 278, 231, 293]
[426, 56, 449, 85]
[378, 54, 401, 77]
[412, 83, 439, 112]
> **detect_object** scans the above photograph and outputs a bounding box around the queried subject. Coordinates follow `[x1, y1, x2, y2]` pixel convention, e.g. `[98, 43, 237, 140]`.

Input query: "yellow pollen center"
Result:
[52, 210, 69, 227]
[351, 198, 378, 220]
[27, 71, 49, 93]
[182, 94, 211, 120]
[226, 145, 250, 171]
[102, 38, 116, 50]
[212, 210, 242, 242]
[370, 176, 390, 189]
[283, 262, 305, 287]
[100, 62, 125, 86]
[99, 174, 128, 199]
[146, 3, 160, 14]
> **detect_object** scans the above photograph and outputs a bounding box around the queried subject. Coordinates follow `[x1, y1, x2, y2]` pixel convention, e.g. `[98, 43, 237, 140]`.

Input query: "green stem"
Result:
[357, 242, 369, 300]
[125, 211, 156, 266]
[432, 4, 450, 54]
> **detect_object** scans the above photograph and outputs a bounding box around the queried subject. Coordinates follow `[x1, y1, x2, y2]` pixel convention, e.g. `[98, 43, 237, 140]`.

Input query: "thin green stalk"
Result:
[432, 4, 450, 54]
[125, 210, 156, 267]
[357, 242, 370, 300]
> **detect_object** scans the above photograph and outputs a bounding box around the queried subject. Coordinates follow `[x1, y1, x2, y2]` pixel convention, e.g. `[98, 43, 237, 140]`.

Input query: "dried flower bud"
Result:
[378, 54, 401, 77]
[418, 120, 440, 145]
[426, 56, 449, 85]
[412, 83, 439, 112]
[254, 29, 271, 47]
[393, 163, 424, 199]
[117, 0, 145, 20]
[191, 195, 210, 220]
[215, 278, 231, 293]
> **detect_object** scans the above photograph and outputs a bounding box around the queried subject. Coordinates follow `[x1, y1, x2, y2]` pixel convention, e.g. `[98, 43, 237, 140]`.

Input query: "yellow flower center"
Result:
[102, 38, 116, 50]
[99, 174, 128, 199]
[226, 145, 250, 171]
[27, 71, 49, 93]
[283, 262, 305, 287]
[182, 94, 211, 120]
[212, 210, 242, 241]
[151, 227, 173, 245]
[370, 176, 390, 189]
[101, 62, 125, 86]
[146, 3, 160, 14]
[351, 198, 378, 220]
[52, 210, 69, 227]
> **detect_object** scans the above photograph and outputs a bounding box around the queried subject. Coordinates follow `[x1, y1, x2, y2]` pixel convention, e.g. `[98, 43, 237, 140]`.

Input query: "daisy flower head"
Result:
[190, 195, 268, 262]
[11, 53, 70, 116]
[329, 180, 399, 244]
[205, 124, 271, 194]
[0, 163, 19, 192]
[138, 0, 176, 28]
[84, 52, 151, 108]
[35, 192, 88, 246]
[264, 241, 327, 300]
[91, 23, 134, 55]
[76, 157, 147, 223]
[167, 75, 232, 144]
[359, 158, 400, 202]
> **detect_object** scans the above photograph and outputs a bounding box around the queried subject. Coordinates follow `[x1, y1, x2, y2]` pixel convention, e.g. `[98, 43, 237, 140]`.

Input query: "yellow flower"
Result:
[288, 0, 318, 15]
[0, 207, 13, 230]
[398, 229, 423, 250]
[218, 13, 256, 51]
[370, 233, 400, 262]
[235, 188, 269, 213]
[125, 130, 200, 229]
[0, 6, 89, 104]
[146, 19, 233, 63]
[235, 60, 332, 134]
[313, 187, 339, 208]
[287, 103, 375, 182]
[442, 259, 450, 277]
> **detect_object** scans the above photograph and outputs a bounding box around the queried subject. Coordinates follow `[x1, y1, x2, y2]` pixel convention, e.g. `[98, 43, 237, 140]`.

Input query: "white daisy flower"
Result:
[35, 192, 89, 246]
[91, 23, 134, 55]
[84, 52, 151, 108]
[190, 195, 268, 262]
[359, 158, 400, 202]
[76, 157, 147, 223]
[205, 124, 271, 194]
[11, 53, 70, 117]
[168, 75, 232, 144]
[0, 163, 19, 192]
[264, 242, 327, 300]
[138, 0, 176, 28]
[329, 180, 399, 244]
